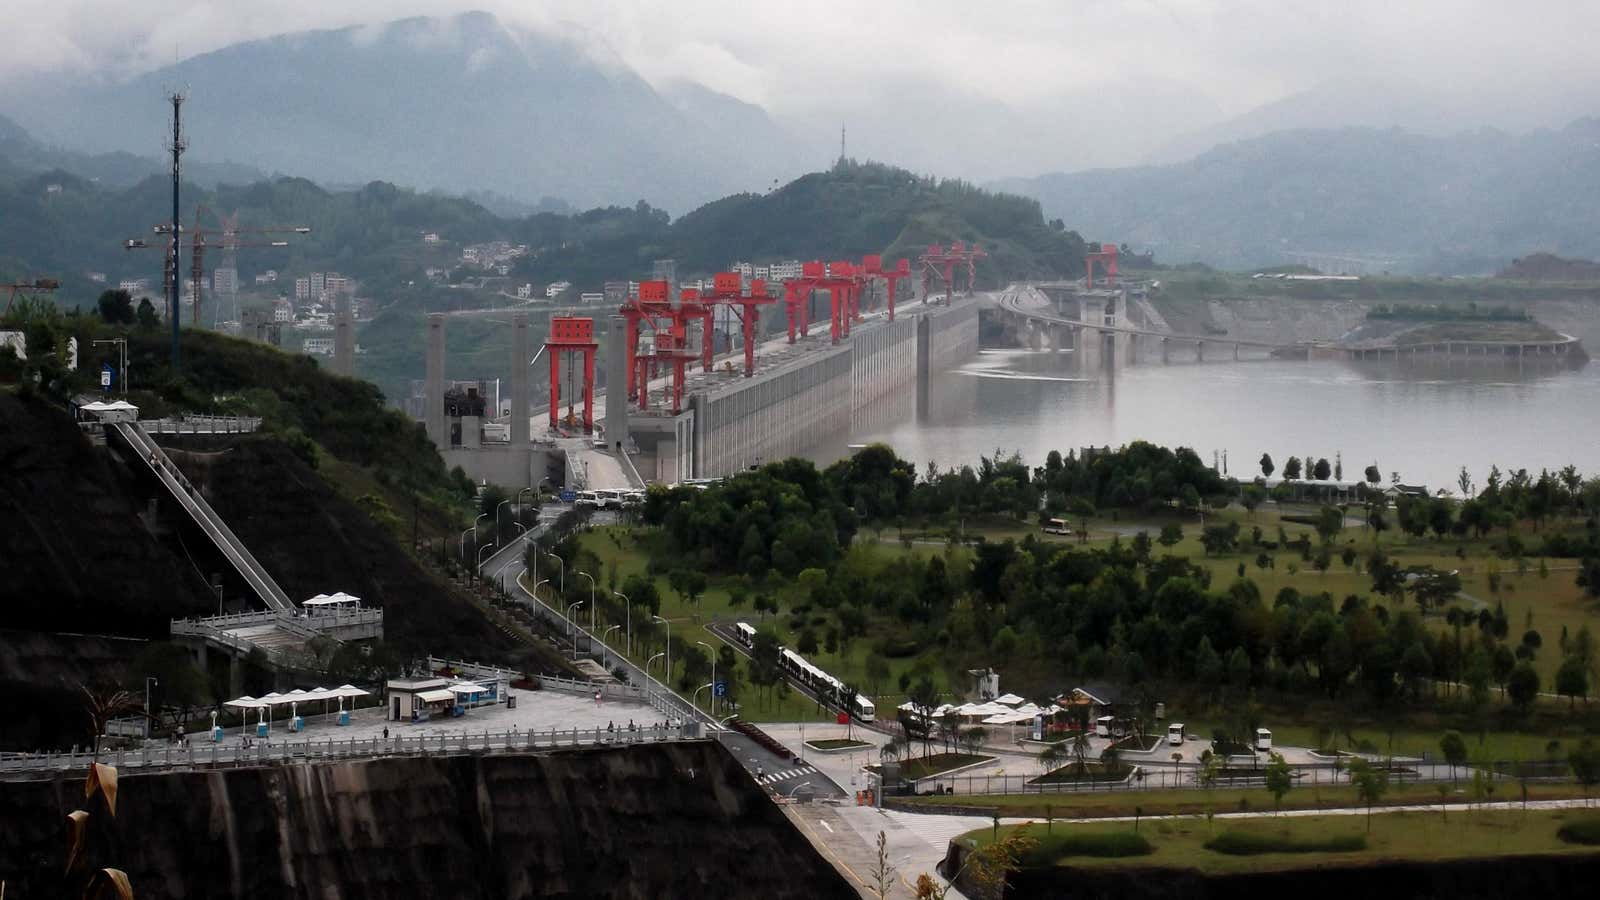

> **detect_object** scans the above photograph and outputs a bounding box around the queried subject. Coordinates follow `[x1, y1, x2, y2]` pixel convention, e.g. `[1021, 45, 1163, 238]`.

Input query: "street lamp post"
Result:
[613, 590, 631, 656]
[692, 682, 713, 716]
[579, 571, 596, 634]
[697, 640, 716, 716]
[476, 542, 495, 569]
[143, 676, 158, 740]
[473, 513, 489, 545]
[495, 500, 511, 547]
[566, 600, 585, 658]
[653, 615, 671, 689]
[602, 625, 620, 668]
[458, 526, 474, 564]
[547, 552, 564, 596]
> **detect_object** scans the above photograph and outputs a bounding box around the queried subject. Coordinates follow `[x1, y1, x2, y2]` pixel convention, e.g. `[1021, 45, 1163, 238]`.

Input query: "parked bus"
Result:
[1042, 518, 1072, 535]
[734, 621, 757, 648]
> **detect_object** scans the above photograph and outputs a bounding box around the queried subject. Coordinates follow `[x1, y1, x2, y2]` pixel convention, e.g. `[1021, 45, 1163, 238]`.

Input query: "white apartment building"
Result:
[294, 278, 311, 301]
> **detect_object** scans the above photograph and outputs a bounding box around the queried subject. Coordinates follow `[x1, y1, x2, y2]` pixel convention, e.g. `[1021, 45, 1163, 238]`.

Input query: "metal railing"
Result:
[144, 414, 263, 434]
[889, 758, 1560, 798]
[114, 422, 293, 611]
[0, 724, 696, 777]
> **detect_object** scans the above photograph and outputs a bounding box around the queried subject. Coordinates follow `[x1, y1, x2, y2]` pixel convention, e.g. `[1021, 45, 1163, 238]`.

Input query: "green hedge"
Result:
[1204, 831, 1366, 855]
[1020, 831, 1153, 867]
[1556, 818, 1600, 846]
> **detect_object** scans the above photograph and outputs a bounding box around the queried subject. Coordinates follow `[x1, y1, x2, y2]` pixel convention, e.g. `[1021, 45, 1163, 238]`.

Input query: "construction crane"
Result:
[3, 277, 60, 315]
[124, 207, 310, 326]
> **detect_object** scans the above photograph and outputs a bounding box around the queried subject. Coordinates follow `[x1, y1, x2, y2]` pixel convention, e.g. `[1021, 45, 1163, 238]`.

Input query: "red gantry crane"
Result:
[702, 272, 775, 377]
[918, 241, 986, 305]
[1084, 242, 1119, 289]
[859, 254, 912, 321]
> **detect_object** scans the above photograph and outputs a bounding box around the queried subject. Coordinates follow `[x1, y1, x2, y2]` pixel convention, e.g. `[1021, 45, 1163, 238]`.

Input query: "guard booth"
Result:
[1255, 728, 1273, 751]
[384, 677, 449, 721]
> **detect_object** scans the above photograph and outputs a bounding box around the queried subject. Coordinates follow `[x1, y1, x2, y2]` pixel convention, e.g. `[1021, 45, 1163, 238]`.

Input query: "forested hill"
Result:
[514, 160, 1088, 287]
[0, 153, 1085, 308]
[994, 117, 1600, 275]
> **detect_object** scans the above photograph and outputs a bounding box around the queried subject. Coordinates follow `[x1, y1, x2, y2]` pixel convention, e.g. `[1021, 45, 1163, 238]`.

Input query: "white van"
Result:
[574, 490, 601, 509]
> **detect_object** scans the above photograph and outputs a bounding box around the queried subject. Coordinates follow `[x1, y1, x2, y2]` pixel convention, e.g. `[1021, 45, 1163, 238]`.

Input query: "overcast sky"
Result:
[5, 1, 1599, 177]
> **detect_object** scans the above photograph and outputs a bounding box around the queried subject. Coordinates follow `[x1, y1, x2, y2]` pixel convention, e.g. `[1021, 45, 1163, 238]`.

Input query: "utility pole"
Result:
[166, 92, 187, 370]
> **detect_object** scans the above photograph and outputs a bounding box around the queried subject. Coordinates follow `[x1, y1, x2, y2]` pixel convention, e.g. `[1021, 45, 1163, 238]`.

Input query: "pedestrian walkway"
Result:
[756, 762, 816, 785]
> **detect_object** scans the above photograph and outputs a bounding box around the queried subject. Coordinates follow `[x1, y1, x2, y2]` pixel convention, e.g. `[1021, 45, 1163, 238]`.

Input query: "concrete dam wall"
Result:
[690, 296, 982, 477]
[0, 740, 856, 900]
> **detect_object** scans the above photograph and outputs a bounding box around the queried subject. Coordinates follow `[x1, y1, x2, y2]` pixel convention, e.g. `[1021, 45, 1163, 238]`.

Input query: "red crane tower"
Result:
[544, 316, 598, 433]
[918, 241, 986, 304]
[634, 313, 697, 414]
[782, 261, 825, 343]
[860, 254, 911, 321]
[619, 280, 675, 397]
[703, 272, 776, 376]
[1084, 243, 1119, 289]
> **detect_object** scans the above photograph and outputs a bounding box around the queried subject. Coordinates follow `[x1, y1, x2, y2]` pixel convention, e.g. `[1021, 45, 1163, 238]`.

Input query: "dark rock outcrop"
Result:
[0, 740, 856, 899]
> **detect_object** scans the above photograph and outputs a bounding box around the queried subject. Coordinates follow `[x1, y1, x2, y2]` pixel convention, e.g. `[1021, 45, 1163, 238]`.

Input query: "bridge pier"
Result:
[1196, 341, 1204, 362]
[1160, 338, 1169, 364]
[1233, 343, 1239, 361]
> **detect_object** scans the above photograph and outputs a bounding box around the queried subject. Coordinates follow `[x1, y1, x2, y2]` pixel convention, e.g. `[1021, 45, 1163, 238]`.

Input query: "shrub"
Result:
[1556, 818, 1600, 846]
[1018, 830, 1152, 867]
[1204, 831, 1366, 855]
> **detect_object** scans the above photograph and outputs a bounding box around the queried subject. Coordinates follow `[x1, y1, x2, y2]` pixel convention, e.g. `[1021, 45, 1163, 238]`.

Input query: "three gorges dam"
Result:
[416, 251, 986, 492]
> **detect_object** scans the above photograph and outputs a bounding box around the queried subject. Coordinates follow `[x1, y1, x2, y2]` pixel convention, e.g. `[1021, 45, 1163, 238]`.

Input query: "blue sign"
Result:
[559, 490, 577, 502]
[713, 681, 727, 697]
[100, 364, 114, 388]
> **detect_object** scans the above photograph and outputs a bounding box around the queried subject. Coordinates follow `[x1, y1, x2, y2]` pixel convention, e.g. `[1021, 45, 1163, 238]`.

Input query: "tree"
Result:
[1439, 730, 1468, 782]
[1259, 453, 1275, 479]
[1556, 655, 1590, 709]
[907, 677, 941, 758]
[80, 684, 136, 758]
[1315, 506, 1344, 543]
[1264, 751, 1292, 812]
[1348, 757, 1389, 831]
[1158, 523, 1183, 547]
[796, 628, 819, 655]
[1579, 556, 1600, 600]
[1507, 661, 1541, 713]
[134, 297, 157, 329]
[1313, 458, 1332, 481]
[1283, 456, 1302, 480]
[868, 830, 896, 900]
[865, 653, 890, 700]
[96, 288, 135, 324]
[1240, 483, 1266, 517]
[1569, 739, 1600, 801]
[1365, 464, 1382, 486]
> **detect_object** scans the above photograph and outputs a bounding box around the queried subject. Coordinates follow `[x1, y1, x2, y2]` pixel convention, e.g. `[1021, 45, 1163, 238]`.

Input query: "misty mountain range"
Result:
[0, 11, 811, 215]
[2, 10, 1598, 274]
[995, 118, 1600, 273]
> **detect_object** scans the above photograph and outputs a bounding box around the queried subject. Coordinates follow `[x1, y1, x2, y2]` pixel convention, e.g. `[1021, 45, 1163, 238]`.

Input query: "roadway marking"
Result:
[756, 763, 816, 784]
[820, 820, 833, 834]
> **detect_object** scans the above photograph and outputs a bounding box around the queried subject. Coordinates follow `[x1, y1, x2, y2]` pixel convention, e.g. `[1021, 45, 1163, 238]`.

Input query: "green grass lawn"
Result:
[894, 780, 1595, 820]
[960, 808, 1600, 874]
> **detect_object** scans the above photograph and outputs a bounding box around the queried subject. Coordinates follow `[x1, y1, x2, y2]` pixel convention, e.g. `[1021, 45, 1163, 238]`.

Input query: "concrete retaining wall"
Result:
[690, 296, 982, 478]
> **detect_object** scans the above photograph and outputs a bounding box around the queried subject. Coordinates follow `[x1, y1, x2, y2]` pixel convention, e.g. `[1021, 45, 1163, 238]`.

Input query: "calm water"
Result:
[809, 347, 1600, 493]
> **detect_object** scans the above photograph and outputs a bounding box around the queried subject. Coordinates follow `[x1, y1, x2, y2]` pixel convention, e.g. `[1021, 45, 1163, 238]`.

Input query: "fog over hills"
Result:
[994, 118, 1600, 274]
[0, 11, 810, 214]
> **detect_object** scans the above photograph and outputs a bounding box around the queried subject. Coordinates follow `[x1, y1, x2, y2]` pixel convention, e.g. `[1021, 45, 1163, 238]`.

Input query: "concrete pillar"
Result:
[915, 315, 931, 421]
[462, 415, 481, 449]
[424, 313, 446, 447]
[333, 296, 354, 376]
[511, 313, 530, 446]
[1233, 343, 1240, 361]
[1161, 337, 1170, 364]
[605, 315, 630, 452]
[1196, 341, 1204, 362]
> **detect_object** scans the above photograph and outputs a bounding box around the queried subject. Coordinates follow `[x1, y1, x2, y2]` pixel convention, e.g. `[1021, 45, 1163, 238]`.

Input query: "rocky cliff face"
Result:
[0, 741, 855, 900]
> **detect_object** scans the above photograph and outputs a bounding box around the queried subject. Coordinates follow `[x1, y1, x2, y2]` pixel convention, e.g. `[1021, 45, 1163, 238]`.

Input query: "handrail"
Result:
[0, 724, 696, 776]
[114, 422, 293, 611]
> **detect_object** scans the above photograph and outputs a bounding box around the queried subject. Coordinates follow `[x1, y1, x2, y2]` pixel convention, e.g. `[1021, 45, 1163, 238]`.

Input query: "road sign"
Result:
[713, 681, 727, 697]
[100, 364, 113, 388]
[836, 712, 850, 725]
[559, 489, 577, 502]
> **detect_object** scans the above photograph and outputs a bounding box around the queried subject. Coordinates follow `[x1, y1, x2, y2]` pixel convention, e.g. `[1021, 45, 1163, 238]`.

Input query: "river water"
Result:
[809, 347, 1599, 493]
